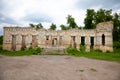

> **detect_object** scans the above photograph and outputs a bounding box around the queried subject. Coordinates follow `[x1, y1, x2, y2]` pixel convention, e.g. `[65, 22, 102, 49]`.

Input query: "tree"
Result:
[84, 9, 95, 29]
[29, 23, 35, 28]
[66, 15, 78, 29]
[84, 9, 120, 48]
[36, 23, 43, 29]
[94, 9, 112, 25]
[29, 23, 43, 29]
[113, 13, 120, 42]
[0, 36, 3, 45]
[84, 9, 113, 29]
[50, 23, 56, 30]
[60, 24, 68, 30]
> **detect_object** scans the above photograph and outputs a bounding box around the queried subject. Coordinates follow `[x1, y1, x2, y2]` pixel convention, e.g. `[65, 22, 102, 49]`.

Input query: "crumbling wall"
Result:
[3, 21, 113, 52]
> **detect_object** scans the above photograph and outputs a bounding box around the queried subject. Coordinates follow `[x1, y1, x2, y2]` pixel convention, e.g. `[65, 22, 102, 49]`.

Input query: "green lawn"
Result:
[73, 52, 120, 62]
[66, 47, 120, 62]
[0, 45, 41, 56]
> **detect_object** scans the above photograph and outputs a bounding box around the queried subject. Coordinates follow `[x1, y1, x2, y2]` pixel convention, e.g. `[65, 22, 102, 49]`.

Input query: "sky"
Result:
[0, 0, 120, 35]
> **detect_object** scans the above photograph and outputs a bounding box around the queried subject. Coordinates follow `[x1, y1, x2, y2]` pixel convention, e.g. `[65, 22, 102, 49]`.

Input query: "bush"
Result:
[94, 49, 102, 52]
[0, 46, 42, 56]
[0, 45, 2, 50]
[21, 46, 26, 51]
[80, 45, 85, 52]
[66, 46, 79, 55]
[28, 46, 33, 50]
[106, 50, 111, 53]
[28, 46, 42, 55]
[113, 41, 120, 49]
[34, 47, 42, 55]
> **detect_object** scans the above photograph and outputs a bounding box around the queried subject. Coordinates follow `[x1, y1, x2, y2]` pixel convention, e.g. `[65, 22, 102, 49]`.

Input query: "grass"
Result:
[0, 45, 42, 56]
[79, 69, 84, 72]
[66, 46, 120, 62]
[0, 45, 120, 62]
[90, 68, 97, 72]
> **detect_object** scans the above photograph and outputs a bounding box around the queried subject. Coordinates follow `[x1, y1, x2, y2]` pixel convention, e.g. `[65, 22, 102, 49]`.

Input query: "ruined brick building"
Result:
[3, 21, 113, 52]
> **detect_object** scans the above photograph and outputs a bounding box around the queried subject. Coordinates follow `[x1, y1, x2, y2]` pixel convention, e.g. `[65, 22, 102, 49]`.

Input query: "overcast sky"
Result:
[0, 0, 120, 35]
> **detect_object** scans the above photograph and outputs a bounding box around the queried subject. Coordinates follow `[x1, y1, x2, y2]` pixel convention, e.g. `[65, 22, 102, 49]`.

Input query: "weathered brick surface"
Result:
[3, 21, 113, 52]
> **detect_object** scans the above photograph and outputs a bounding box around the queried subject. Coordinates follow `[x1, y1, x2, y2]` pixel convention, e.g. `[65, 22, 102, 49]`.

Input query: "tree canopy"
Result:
[0, 36, 3, 45]
[29, 23, 43, 29]
[66, 15, 78, 29]
[84, 9, 113, 29]
[50, 23, 56, 30]
[84, 9, 120, 48]
[60, 24, 69, 30]
[84, 9, 95, 29]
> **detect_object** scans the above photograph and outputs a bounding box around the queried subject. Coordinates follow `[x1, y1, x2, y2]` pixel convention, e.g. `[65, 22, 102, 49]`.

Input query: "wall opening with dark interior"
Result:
[46, 36, 49, 45]
[102, 34, 105, 46]
[90, 37, 94, 49]
[90, 37, 94, 46]
[81, 36, 85, 46]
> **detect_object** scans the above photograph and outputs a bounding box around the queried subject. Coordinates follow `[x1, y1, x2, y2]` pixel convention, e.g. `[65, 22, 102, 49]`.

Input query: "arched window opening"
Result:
[102, 34, 105, 46]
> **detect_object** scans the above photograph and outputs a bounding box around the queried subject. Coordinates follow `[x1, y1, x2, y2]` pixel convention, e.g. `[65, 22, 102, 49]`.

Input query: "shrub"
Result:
[28, 46, 33, 50]
[66, 46, 79, 55]
[80, 45, 85, 52]
[113, 41, 120, 49]
[29, 47, 42, 55]
[0, 45, 3, 50]
[0, 46, 42, 56]
[106, 50, 111, 53]
[21, 46, 26, 51]
[94, 49, 102, 52]
[35, 47, 42, 54]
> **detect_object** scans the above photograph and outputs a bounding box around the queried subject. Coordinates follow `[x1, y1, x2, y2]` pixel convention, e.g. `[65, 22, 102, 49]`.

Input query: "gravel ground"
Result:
[0, 55, 120, 80]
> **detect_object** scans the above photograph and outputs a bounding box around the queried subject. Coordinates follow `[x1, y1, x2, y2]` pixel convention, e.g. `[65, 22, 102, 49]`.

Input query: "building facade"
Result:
[3, 21, 113, 52]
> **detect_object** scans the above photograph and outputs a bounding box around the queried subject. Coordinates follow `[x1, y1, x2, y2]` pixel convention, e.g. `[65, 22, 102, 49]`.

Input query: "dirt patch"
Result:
[0, 55, 120, 80]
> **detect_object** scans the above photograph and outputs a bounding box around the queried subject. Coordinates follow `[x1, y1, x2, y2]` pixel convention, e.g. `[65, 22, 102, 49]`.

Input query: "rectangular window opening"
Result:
[81, 36, 85, 46]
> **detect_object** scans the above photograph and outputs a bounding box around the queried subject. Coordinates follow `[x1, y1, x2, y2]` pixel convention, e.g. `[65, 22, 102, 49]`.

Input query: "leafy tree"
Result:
[113, 13, 120, 43]
[84, 9, 95, 29]
[36, 23, 43, 29]
[84, 9, 120, 48]
[94, 9, 112, 25]
[50, 23, 56, 30]
[29, 23, 43, 29]
[29, 23, 35, 28]
[66, 15, 78, 29]
[84, 9, 113, 29]
[60, 24, 68, 30]
[0, 36, 3, 44]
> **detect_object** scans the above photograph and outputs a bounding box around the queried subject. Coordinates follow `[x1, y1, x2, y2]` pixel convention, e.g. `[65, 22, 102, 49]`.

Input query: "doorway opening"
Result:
[102, 34, 105, 46]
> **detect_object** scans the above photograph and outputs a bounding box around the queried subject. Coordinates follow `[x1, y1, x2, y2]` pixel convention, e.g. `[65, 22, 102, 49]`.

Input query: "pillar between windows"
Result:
[85, 36, 90, 52]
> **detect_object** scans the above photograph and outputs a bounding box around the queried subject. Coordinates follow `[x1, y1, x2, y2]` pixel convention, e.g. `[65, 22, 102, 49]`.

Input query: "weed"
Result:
[79, 69, 84, 72]
[90, 68, 97, 72]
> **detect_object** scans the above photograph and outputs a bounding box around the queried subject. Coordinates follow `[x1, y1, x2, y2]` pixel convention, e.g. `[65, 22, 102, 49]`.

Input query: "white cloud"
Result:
[0, 0, 83, 32]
